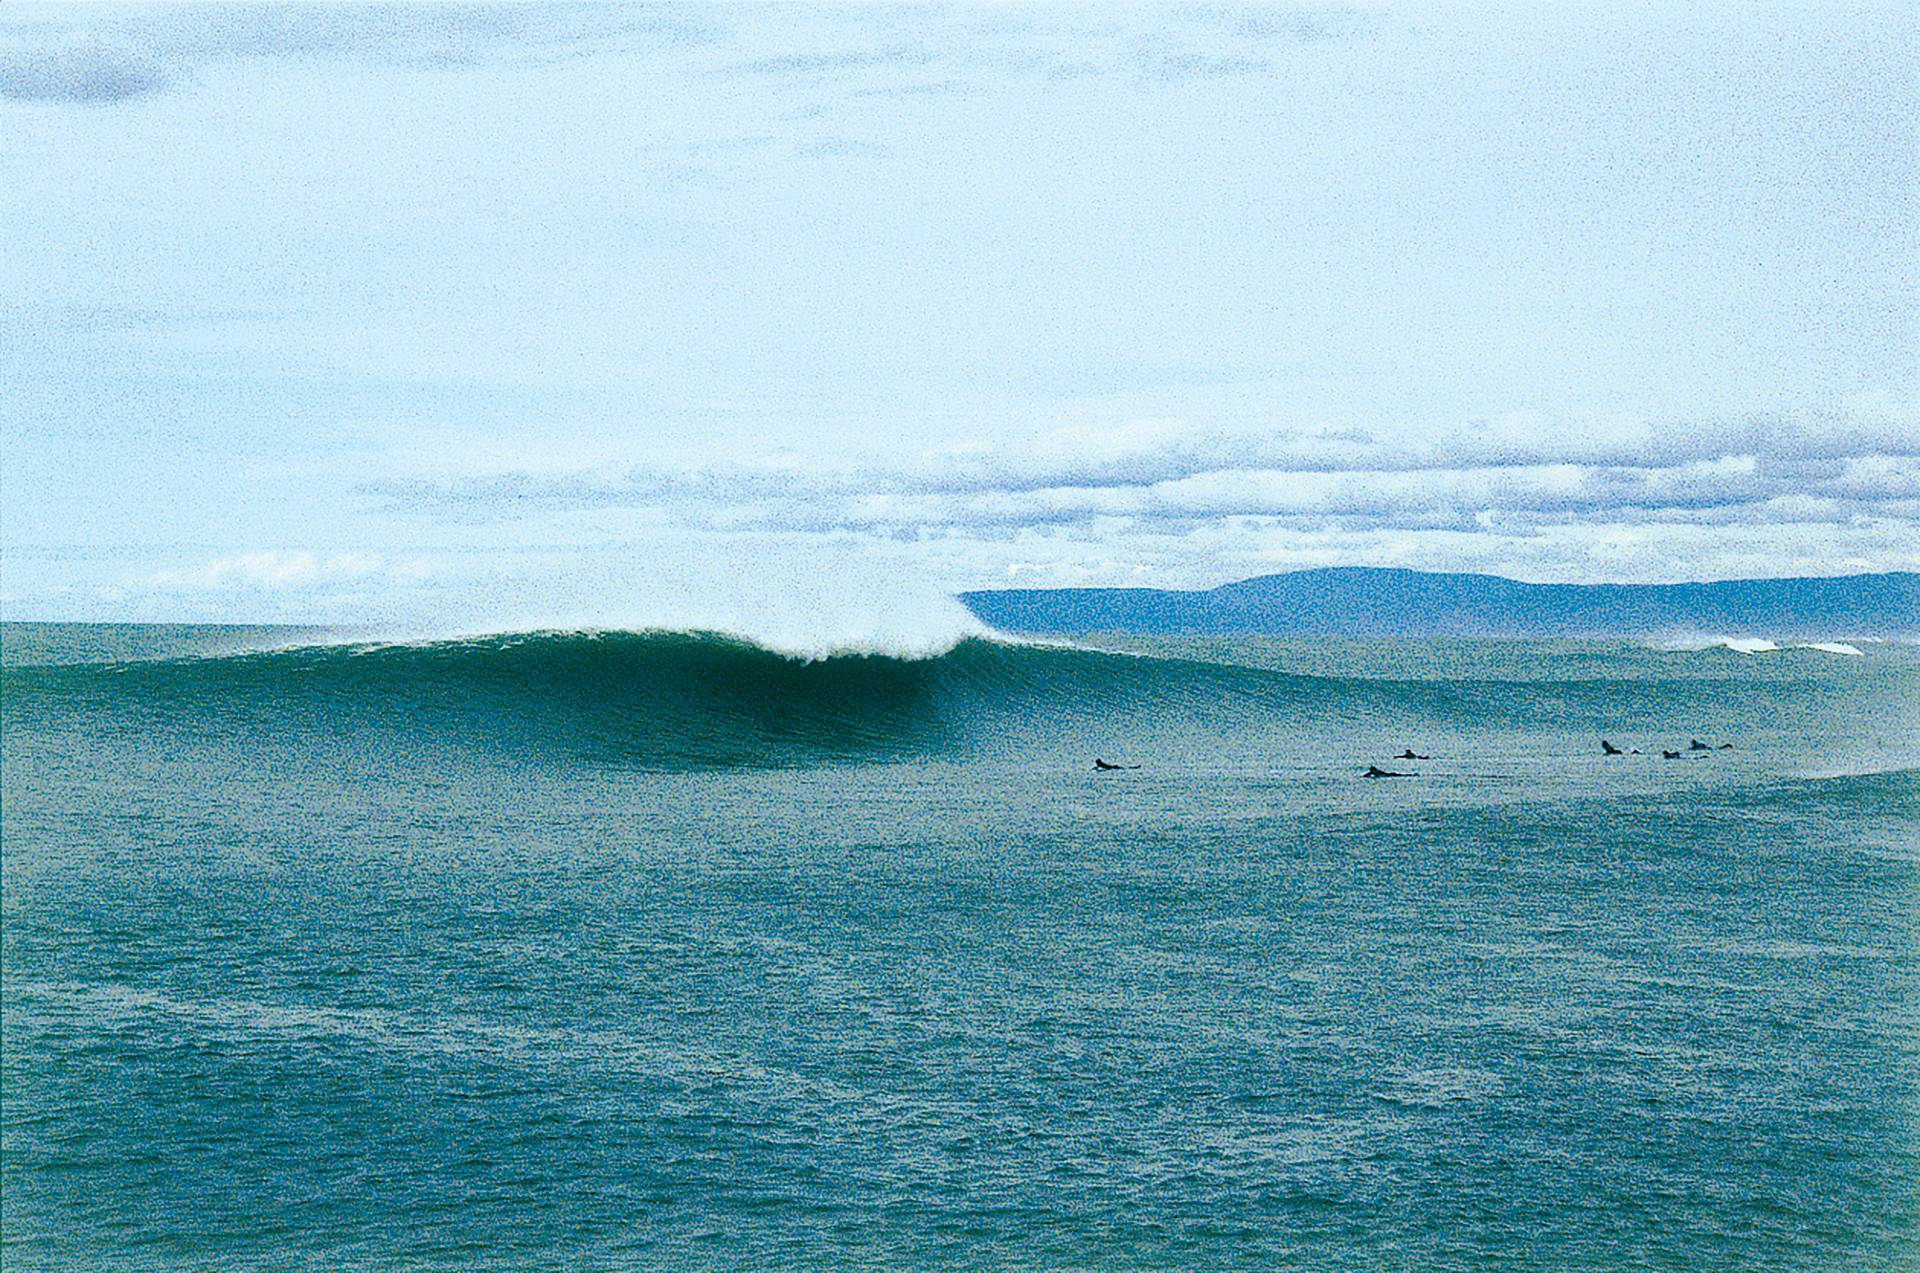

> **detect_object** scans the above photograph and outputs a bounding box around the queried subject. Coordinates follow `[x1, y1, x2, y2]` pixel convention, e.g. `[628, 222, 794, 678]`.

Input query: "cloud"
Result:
[147, 551, 432, 592]
[847, 79, 967, 100]
[794, 136, 889, 159]
[0, 4, 712, 105]
[365, 403, 1920, 530]
[1224, 7, 1372, 45]
[733, 46, 942, 78]
[1129, 41, 1272, 82]
[105, 3, 709, 65]
[363, 400, 1920, 550]
[0, 1, 1367, 118]
[711, 3, 1365, 103]
[0, 41, 172, 103]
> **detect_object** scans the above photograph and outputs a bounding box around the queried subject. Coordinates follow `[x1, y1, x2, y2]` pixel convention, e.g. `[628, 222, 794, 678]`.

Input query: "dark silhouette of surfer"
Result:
[1395, 749, 1430, 760]
[1601, 739, 1624, 755]
[1689, 739, 1711, 751]
[1662, 749, 1683, 760]
[1364, 765, 1414, 778]
[1093, 758, 1140, 771]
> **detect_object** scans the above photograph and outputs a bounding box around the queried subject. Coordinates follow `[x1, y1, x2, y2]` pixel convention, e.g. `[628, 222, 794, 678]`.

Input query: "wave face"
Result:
[6, 626, 1916, 774]
[2, 630, 1353, 771]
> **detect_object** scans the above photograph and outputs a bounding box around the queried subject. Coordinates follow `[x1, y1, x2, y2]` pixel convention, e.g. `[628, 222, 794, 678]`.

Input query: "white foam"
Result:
[1652, 634, 1779, 654]
[1652, 635, 1869, 656]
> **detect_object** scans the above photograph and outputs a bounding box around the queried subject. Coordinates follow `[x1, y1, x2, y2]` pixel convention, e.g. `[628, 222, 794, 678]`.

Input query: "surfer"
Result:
[1689, 739, 1711, 751]
[1601, 739, 1624, 755]
[1093, 758, 1141, 771]
[1364, 765, 1414, 778]
[1662, 749, 1683, 760]
[1395, 749, 1430, 760]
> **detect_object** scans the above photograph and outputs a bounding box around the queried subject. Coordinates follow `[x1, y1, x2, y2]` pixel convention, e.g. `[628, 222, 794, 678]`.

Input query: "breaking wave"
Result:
[0, 628, 1896, 772]
[1654, 635, 1869, 656]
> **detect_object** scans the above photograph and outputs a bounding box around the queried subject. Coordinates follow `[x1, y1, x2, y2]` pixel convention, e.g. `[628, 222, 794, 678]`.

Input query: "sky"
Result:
[2, 1, 1916, 635]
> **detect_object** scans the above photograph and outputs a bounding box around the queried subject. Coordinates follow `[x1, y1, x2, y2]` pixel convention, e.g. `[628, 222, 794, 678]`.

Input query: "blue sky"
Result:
[3, 1, 1915, 632]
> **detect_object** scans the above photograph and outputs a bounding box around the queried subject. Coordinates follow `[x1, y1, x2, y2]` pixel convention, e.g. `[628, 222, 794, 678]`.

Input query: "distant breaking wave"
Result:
[1654, 635, 1867, 656]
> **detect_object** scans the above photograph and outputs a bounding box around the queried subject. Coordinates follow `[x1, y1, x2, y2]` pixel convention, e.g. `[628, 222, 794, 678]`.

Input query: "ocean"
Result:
[3, 623, 1917, 1270]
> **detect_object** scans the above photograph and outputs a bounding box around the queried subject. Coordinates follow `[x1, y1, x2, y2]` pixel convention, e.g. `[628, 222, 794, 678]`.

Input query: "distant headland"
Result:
[959, 568, 1920, 638]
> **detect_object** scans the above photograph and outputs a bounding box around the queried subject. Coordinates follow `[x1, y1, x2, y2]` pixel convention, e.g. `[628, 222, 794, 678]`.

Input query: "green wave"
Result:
[0, 628, 1887, 772]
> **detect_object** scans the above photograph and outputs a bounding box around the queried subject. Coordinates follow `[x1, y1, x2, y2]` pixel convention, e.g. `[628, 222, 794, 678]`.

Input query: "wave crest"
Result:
[1652, 635, 1867, 656]
[8, 628, 1887, 772]
[6, 630, 1263, 770]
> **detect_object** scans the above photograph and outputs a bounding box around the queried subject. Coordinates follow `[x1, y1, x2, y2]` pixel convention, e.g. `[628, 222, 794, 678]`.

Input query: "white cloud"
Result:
[147, 551, 426, 592]
[365, 398, 1920, 550]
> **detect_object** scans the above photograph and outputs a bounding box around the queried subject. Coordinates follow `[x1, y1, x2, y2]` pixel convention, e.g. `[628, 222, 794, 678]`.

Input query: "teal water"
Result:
[3, 625, 1917, 1269]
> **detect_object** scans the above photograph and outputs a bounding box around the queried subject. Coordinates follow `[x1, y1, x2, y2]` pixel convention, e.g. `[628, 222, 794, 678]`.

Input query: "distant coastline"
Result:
[960, 567, 1920, 638]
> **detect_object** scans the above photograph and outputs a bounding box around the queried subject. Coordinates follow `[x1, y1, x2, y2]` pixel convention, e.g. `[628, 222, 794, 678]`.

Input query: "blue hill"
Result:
[960, 568, 1920, 637]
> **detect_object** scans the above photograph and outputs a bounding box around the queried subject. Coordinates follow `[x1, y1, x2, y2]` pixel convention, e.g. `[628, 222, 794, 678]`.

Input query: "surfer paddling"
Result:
[1395, 749, 1429, 760]
[1364, 765, 1415, 778]
[1093, 758, 1141, 771]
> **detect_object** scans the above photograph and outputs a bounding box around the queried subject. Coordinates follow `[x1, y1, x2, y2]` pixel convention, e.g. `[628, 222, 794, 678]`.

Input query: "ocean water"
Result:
[3, 623, 1917, 1270]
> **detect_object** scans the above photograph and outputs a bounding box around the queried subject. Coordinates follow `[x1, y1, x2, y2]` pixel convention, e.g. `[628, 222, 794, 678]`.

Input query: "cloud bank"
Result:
[368, 400, 1920, 550]
[0, 3, 714, 105]
[0, 1, 1360, 108]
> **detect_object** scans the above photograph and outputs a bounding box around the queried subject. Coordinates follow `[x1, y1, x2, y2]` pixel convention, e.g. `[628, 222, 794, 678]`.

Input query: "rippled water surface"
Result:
[4, 625, 1917, 1269]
